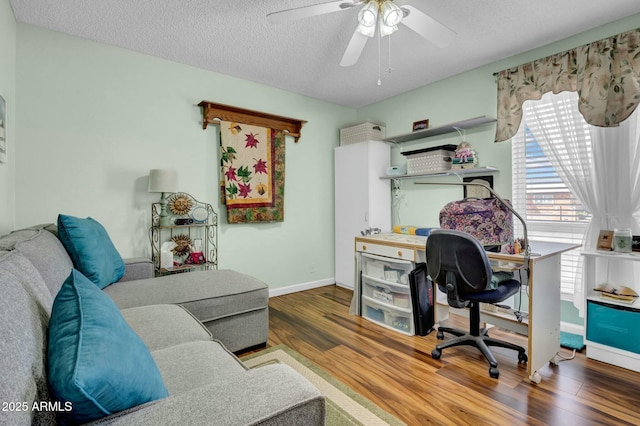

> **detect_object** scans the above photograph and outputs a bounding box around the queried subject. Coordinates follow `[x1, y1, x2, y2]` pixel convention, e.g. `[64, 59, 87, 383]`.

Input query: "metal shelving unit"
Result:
[150, 194, 218, 275]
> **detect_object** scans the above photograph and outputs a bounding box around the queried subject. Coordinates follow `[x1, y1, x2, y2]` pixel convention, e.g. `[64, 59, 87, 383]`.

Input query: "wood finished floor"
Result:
[259, 285, 640, 426]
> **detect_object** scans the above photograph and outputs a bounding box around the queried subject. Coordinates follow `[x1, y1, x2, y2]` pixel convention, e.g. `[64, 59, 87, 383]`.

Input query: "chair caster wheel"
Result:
[436, 330, 444, 340]
[518, 353, 528, 364]
[489, 367, 500, 378]
[431, 349, 441, 360]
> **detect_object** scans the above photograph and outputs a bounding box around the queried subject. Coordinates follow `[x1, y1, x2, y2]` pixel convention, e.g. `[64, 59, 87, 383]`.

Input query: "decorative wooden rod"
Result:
[198, 101, 307, 143]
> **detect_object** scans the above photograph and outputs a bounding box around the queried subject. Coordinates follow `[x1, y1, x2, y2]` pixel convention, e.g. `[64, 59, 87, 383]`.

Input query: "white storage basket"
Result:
[402, 144, 457, 175]
[340, 122, 386, 145]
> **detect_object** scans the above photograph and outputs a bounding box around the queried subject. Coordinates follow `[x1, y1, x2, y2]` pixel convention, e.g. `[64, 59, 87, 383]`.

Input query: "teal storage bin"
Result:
[587, 300, 640, 354]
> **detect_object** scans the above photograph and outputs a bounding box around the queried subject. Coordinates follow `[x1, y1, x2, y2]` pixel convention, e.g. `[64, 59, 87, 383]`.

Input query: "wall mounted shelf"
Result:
[382, 116, 497, 144]
[380, 166, 498, 180]
[198, 100, 307, 142]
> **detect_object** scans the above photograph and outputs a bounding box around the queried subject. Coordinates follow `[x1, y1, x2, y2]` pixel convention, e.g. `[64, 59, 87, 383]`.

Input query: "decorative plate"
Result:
[167, 193, 194, 216]
[191, 206, 209, 223]
[171, 234, 192, 256]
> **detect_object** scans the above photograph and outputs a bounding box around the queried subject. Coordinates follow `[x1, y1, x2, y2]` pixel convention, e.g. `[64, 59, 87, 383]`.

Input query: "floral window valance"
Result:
[495, 27, 640, 142]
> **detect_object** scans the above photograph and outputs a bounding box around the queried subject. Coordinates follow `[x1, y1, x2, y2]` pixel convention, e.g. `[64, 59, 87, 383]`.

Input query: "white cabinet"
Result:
[334, 141, 390, 288]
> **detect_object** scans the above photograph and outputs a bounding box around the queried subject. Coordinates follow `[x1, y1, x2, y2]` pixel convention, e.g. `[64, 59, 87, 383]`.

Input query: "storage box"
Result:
[401, 144, 457, 175]
[340, 122, 386, 145]
[361, 254, 412, 285]
[361, 297, 415, 335]
[362, 275, 412, 308]
[587, 299, 640, 354]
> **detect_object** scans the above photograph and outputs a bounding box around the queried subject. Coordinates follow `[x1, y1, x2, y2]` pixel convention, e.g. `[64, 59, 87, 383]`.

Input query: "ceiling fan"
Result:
[267, 0, 455, 67]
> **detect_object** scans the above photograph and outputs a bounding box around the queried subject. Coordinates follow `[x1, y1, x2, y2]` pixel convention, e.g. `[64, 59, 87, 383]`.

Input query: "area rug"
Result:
[241, 345, 405, 426]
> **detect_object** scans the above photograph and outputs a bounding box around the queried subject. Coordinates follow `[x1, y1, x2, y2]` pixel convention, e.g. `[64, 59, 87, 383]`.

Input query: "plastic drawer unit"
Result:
[360, 253, 415, 335]
[360, 253, 413, 285]
[587, 299, 640, 355]
[362, 296, 415, 335]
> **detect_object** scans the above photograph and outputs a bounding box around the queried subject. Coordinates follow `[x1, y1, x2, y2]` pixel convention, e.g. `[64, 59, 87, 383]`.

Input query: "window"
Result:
[512, 96, 591, 296]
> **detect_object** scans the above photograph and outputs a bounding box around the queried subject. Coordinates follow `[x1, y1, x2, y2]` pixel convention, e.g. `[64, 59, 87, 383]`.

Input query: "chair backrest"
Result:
[426, 229, 492, 308]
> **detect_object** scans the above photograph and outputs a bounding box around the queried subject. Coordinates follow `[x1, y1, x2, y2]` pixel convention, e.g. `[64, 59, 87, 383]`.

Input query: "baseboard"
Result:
[560, 321, 584, 336]
[268, 278, 335, 298]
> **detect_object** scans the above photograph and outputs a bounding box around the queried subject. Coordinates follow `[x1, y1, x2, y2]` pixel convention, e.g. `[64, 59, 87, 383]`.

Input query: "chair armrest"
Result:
[120, 257, 154, 281]
[93, 364, 325, 425]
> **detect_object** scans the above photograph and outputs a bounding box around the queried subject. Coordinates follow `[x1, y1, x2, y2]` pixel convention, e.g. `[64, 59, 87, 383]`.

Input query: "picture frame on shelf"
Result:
[412, 119, 429, 132]
[597, 230, 614, 251]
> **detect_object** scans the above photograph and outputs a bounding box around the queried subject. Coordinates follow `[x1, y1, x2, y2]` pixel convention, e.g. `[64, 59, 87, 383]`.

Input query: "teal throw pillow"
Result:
[47, 269, 169, 424]
[57, 214, 125, 289]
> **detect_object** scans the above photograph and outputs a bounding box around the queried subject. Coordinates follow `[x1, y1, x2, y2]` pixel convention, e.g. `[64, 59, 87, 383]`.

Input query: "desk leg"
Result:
[528, 255, 562, 383]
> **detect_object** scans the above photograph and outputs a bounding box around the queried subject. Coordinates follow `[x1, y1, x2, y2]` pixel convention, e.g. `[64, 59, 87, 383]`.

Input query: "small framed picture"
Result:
[632, 235, 640, 252]
[597, 230, 614, 251]
[412, 119, 429, 132]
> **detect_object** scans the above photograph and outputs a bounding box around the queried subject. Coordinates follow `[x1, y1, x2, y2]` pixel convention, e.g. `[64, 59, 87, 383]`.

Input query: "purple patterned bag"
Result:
[439, 198, 514, 246]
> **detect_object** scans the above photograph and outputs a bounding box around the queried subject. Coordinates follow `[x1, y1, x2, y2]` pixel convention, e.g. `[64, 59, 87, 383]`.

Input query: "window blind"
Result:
[512, 101, 591, 295]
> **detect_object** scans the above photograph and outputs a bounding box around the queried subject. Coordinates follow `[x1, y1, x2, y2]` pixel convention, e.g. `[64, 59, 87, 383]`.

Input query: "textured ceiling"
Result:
[9, 0, 640, 108]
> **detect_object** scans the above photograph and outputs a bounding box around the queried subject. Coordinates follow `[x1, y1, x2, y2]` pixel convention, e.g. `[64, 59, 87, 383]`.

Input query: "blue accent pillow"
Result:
[47, 269, 169, 424]
[57, 214, 125, 289]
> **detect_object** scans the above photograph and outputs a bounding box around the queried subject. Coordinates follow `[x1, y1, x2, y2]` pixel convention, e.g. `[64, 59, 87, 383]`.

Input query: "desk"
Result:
[352, 233, 579, 383]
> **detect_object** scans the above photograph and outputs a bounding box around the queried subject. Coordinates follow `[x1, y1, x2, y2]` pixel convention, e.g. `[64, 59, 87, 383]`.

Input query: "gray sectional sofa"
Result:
[0, 224, 325, 425]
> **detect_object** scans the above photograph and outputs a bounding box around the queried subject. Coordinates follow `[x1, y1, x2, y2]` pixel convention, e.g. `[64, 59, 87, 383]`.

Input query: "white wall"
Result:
[0, 0, 16, 235]
[15, 24, 357, 290]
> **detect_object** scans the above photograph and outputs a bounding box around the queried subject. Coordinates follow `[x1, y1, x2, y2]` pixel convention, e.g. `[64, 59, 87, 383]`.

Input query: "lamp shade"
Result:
[358, 2, 378, 27]
[148, 169, 177, 193]
[381, 1, 403, 27]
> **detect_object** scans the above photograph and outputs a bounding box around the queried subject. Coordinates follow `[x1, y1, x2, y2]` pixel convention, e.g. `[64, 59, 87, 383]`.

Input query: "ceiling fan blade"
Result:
[267, 0, 360, 24]
[340, 28, 369, 67]
[400, 5, 456, 48]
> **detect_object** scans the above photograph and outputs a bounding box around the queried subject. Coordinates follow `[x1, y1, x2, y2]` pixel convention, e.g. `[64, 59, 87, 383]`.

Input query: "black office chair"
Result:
[427, 229, 527, 378]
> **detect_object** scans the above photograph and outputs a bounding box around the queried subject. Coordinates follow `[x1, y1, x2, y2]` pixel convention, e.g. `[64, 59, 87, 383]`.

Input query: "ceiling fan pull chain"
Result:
[377, 23, 382, 86]
[387, 33, 392, 75]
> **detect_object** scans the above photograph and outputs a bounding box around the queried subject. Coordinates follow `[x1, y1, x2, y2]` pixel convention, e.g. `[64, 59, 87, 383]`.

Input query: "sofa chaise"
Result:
[0, 221, 325, 425]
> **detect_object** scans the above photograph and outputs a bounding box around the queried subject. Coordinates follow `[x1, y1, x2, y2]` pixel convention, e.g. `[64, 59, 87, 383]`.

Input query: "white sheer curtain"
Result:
[523, 91, 640, 316]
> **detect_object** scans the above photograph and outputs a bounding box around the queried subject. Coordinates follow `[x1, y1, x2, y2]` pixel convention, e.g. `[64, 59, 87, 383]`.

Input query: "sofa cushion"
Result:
[57, 214, 125, 289]
[48, 269, 168, 424]
[0, 225, 73, 297]
[0, 251, 57, 426]
[150, 340, 247, 395]
[121, 304, 213, 351]
[105, 269, 268, 321]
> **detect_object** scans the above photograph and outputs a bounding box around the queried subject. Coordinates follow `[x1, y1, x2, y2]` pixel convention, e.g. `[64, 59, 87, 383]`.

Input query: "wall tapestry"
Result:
[220, 120, 285, 223]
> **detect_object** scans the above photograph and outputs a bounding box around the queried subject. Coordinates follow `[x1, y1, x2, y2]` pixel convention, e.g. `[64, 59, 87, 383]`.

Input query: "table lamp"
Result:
[148, 169, 177, 227]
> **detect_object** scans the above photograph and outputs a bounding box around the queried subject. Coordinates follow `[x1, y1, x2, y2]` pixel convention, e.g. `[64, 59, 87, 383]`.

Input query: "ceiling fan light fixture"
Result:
[358, 2, 378, 27]
[379, 22, 398, 37]
[356, 22, 376, 37]
[381, 1, 403, 27]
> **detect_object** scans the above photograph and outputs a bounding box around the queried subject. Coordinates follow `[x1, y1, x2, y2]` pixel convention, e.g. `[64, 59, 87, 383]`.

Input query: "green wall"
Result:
[358, 14, 640, 230]
[14, 24, 357, 291]
[0, 0, 16, 235]
[357, 14, 640, 326]
[7, 8, 640, 301]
